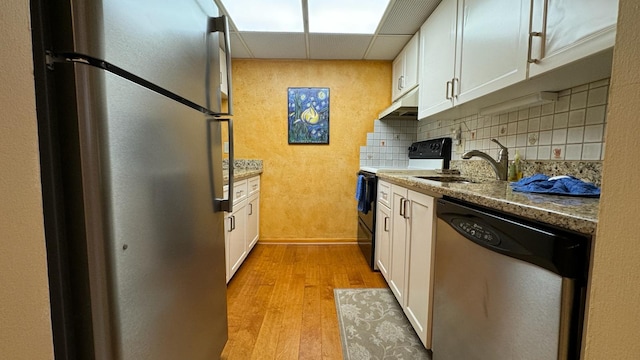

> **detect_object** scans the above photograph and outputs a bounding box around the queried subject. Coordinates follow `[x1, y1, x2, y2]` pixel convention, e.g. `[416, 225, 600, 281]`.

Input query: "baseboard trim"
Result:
[258, 238, 357, 245]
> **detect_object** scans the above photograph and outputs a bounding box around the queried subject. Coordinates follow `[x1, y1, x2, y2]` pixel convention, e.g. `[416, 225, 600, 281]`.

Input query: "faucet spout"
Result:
[462, 139, 509, 180]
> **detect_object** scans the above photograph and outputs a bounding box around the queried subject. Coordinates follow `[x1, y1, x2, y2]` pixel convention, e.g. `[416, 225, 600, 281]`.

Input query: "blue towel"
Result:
[510, 173, 600, 197]
[355, 175, 370, 213]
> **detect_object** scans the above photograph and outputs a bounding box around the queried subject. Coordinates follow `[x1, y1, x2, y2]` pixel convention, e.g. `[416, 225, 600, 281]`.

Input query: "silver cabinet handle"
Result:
[453, 77, 459, 98]
[227, 216, 233, 232]
[248, 203, 253, 216]
[400, 75, 405, 90]
[399, 198, 406, 217]
[384, 216, 390, 232]
[527, 32, 541, 63]
[403, 199, 410, 219]
[446, 81, 452, 100]
[528, 0, 547, 64]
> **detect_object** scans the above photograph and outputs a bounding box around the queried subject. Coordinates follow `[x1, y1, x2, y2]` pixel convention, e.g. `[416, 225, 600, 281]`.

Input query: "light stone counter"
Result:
[223, 159, 263, 185]
[377, 172, 599, 235]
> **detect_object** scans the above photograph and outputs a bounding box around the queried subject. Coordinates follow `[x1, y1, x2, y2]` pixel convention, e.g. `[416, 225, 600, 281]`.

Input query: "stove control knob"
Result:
[409, 146, 417, 152]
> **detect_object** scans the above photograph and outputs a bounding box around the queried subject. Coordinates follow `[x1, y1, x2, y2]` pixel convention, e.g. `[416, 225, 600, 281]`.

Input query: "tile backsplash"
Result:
[360, 120, 417, 167]
[417, 78, 609, 162]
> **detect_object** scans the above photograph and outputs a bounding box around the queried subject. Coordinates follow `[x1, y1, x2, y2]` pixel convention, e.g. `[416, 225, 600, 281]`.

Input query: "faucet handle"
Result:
[491, 138, 507, 150]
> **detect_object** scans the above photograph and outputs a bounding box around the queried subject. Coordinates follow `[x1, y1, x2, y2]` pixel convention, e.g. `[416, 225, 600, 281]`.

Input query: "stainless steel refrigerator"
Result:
[31, 0, 234, 358]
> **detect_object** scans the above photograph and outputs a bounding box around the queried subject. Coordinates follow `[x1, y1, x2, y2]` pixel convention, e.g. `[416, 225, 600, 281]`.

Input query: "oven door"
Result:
[357, 171, 377, 270]
[357, 217, 375, 269]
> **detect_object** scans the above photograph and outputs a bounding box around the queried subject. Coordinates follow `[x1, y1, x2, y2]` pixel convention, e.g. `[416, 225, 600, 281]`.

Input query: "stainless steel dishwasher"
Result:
[432, 198, 590, 360]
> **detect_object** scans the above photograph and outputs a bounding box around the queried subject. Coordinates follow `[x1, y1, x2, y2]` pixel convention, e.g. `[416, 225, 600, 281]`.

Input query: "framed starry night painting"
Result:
[287, 87, 330, 144]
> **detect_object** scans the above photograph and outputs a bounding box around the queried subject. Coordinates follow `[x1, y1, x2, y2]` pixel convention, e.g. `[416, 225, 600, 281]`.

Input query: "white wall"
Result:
[0, 0, 54, 358]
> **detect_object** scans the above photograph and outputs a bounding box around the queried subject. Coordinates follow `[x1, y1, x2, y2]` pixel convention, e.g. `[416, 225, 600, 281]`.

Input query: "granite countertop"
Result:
[377, 172, 599, 235]
[223, 168, 262, 185]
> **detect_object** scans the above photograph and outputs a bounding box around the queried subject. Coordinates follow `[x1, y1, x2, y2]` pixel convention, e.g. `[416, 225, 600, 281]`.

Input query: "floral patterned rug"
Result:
[334, 288, 431, 360]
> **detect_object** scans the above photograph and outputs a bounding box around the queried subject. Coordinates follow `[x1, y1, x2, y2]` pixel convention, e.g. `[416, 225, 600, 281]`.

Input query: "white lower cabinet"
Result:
[381, 182, 436, 349]
[246, 194, 259, 250]
[224, 175, 260, 283]
[225, 199, 246, 282]
[404, 190, 435, 349]
[375, 188, 392, 280]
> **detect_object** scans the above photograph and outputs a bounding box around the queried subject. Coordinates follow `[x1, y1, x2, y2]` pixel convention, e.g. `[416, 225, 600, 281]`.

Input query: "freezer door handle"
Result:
[45, 51, 223, 116]
[208, 15, 233, 116]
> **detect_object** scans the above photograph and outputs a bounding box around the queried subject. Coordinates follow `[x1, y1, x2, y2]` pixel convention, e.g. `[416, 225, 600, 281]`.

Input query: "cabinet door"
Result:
[392, 53, 405, 101]
[403, 34, 420, 95]
[375, 202, 392, 281]
[246, 194, 259, 251]
[389, 186, 408, 305]
[226, 203, 246, 283]
[454, 0, 529, 104]
[529, 0, 618, 78]
[392, 33, 420, 101]
[418, 0, 457, 119]
[404, 191, 436, 349]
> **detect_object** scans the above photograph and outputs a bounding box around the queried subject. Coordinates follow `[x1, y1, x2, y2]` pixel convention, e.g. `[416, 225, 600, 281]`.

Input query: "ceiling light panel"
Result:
[308, 0, 390, 34]
[222, 0, 304, 32]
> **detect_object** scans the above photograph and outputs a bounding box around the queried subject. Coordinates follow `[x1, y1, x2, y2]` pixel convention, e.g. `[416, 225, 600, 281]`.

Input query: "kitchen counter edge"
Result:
[224, 169, 262, 185]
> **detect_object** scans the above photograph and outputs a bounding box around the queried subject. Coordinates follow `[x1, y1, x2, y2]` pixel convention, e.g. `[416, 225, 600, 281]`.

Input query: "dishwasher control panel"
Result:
[451, 218, 501, 246]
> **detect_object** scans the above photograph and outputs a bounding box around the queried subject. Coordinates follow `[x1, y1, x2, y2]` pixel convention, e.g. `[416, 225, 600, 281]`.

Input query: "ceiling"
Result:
[212, 0, 442, 60]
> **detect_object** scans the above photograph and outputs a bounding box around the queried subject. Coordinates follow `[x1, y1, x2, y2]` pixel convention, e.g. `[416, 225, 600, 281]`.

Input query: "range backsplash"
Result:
[418, 78, 609, 163]
[451, 160, 602, 186]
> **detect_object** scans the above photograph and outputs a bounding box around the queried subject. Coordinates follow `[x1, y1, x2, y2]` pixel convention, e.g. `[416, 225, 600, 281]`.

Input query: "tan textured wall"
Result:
[583, 0, 640, 357]
[0, 0, 54, 358]
[232, 59, 391, 242]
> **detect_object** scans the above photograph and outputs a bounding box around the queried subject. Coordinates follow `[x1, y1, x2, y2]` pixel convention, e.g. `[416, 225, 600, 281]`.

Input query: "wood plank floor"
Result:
[221, 244, 388, 360]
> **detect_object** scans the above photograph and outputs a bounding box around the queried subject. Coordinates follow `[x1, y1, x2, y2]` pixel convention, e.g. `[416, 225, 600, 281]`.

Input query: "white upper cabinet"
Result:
[392, 33, 420, 101]
[419, 0, 529, 119]
[528, 0, 619, 78]
[454, 0, 529, 103]
[419, 0, 458, 118]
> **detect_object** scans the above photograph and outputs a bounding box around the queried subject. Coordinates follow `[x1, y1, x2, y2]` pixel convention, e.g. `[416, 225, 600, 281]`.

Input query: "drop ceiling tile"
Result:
[308, 34, 373, 60]
[229, 32, 253, 58]
[378, 0, 441, 35]
[239, 32, 307, 59]
[365, 35, 412, 60]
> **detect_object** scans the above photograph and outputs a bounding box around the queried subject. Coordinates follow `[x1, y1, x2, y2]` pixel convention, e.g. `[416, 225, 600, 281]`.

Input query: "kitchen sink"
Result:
[416, 176, 476, 184]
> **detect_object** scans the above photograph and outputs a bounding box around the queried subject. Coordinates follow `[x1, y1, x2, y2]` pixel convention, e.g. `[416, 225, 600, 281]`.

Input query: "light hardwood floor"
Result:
[221, 244, 388, 360]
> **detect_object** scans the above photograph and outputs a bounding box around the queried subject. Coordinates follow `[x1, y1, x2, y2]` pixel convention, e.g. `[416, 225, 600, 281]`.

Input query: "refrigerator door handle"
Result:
[45, 51, 222, 116]
[208, 15, 233, 116]
[210, 117, 234, 213]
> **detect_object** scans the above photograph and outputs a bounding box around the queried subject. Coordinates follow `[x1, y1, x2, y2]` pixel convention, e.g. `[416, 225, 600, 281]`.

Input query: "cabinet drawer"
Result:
[378, 180, 391, 208]
[231, 179, 248, 205]
[248, 176, 260, 197]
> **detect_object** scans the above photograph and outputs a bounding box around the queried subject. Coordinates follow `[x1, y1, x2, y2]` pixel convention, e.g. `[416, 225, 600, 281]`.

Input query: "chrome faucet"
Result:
[462, 139, 509, 180]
